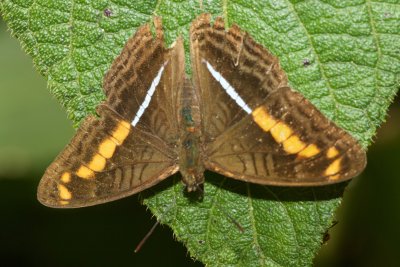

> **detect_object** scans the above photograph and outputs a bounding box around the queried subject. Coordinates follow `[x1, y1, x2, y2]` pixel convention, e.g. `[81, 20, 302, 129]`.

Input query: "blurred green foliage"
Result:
[1, 12, 400, 267]
[0, 20, 73, 178]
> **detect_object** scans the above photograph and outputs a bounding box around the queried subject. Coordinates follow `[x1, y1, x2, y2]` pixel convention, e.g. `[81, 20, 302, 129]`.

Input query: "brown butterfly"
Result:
[37, 14, 366, 208]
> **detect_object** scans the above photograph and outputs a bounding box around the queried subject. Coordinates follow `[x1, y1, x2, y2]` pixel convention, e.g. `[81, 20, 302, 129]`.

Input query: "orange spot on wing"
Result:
[87, 154, 106, 172]
[58, 184, 72, 200]
[119, 120, 131, 130]
[98, 138, 117, 159]
[327, 147, 339, 159]
[283, 135, 306, 154]
[325, 157, 342, 176]
[252, 106, 278, 132]
[298, 144, 320, 158]
[60, 172, 71, 183]
[112, 121, 130, 144]
[76, 165, 95, 179]
[270, 122, 293, 143]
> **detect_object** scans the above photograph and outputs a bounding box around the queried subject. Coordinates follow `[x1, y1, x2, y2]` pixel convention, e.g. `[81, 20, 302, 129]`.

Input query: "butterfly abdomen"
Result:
[178, 79, 204, 192]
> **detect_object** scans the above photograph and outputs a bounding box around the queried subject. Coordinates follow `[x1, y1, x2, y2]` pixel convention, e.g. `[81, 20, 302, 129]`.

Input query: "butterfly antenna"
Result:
[134, 220, 160, 253]
[196, 185, 244, 233]
[220, 208, 244, 233]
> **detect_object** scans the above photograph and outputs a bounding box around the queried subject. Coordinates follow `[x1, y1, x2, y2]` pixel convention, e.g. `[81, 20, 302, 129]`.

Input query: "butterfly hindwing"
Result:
[204, 87, 366, 185]
[38, 19, 184, 208]
[190, 14, 366, 185]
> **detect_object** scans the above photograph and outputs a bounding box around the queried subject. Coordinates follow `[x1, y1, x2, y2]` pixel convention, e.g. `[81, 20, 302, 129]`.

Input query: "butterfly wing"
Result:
[38, 18, 185, 207]
[103, 17, 184, 145]
[190, 14, 366, 186]
[190, 14, 288, 143]
[38, 107, 179, 208]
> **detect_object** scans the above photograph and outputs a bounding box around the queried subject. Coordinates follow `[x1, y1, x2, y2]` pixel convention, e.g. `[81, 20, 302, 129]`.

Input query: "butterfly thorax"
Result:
[179, 79, 204, 192]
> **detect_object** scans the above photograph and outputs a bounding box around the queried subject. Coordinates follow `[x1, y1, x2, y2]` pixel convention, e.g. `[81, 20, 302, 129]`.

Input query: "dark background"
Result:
[1, 18, 400, 267]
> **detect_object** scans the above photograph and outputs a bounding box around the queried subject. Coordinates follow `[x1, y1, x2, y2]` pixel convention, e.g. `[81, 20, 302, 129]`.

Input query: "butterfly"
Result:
[37, 14, 366, 208]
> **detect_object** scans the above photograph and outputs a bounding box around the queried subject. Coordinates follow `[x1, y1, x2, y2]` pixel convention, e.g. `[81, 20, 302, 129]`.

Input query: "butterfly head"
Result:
[181, 168, 205, 193]
[185, 182, 203, 193]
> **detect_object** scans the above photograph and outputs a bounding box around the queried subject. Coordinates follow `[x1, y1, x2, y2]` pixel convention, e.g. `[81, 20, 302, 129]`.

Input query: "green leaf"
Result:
[1, 0, 399, 266]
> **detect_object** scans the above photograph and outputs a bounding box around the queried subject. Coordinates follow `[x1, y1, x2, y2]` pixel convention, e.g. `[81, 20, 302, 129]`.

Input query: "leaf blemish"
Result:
[104, 8, 112, 17]
[303, 59, 311, 67]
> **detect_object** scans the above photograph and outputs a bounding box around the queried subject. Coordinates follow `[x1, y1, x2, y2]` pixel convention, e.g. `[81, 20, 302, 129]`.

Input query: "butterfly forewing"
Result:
[189, 14, 366, 186]
[103, 17, 185, 145]
[190, 14, 288, 142]
[38, 19, 184, 208]
[38, 107, 178, 207]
